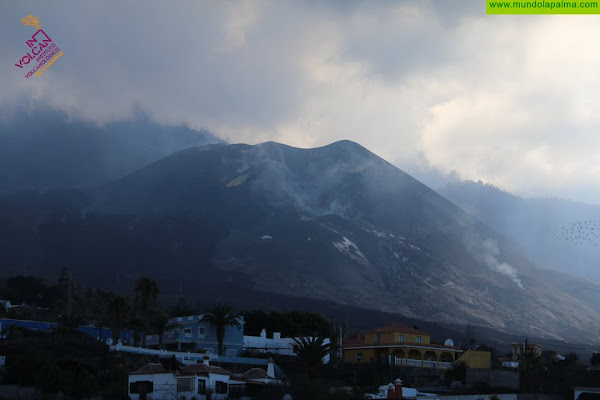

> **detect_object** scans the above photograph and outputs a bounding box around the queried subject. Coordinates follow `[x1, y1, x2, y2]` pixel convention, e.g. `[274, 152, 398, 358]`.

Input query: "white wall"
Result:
[128, 373, 177, 400]
[129, 372, 245, 400]
[243, 334, 331, 363]
[438, 394, 518, 400]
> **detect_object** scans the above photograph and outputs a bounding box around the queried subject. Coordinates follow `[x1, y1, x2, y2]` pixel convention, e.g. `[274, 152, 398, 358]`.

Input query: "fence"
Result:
[391, 357, 453, 369]
[110, 343, 269, 365]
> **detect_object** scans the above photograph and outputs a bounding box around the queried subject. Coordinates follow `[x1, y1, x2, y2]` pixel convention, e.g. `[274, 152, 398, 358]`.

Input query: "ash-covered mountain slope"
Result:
[2, 141, 600, 342]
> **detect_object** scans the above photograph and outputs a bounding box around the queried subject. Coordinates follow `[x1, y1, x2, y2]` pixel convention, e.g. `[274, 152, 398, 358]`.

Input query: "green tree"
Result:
[444, 360, 467, 384]
[541, 350, 557, 368]
[56, 313, 84, 333]
[106, 294, 131, 343]
[168, 297, 195, 317]
[563, 352, 580, 366]
[242, 310, 330, 337]
[201, 304, 241, 355]
[4, 276, 47, 305]
[519, 350, 543, 392]
[292, 336, 334, 380]
[134, 277, 160, 346]
[150, 310, 170, 349]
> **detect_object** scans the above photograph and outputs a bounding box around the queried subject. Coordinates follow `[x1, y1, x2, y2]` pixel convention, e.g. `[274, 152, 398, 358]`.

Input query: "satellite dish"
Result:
[444, 339, 454, 347]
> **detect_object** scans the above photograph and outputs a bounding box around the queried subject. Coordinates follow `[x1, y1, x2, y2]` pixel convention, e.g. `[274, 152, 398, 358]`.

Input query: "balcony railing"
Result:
[391, 357, 452, 369]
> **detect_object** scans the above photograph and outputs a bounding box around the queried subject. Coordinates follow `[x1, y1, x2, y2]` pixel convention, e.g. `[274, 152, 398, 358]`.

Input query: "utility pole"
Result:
[492, 340, 497, 370]
[339, 326, 343, 361]
[67, 270, 72, 317]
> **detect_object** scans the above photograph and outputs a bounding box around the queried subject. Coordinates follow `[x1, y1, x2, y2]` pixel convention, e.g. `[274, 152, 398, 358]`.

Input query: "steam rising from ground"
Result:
[481, 239, 524, 289]
[467, 236, 524, 289]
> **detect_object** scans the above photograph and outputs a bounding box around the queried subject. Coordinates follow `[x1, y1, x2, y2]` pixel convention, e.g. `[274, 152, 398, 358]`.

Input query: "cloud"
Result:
[1, 1, 600, 203]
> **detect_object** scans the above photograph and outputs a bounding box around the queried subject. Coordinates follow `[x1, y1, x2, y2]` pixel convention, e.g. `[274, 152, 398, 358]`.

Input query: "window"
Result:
[226, 349, 237, 357]
[355, 352, 363, 362]
[417, 336, 422, 343]
[177, 377, 194, 393]
[184, 328, 192, 336]
[130, 381, 153, 394]
[197, 379, 206, 395]
[398, 334, 405, 342]
[172, 329, 180, 335]
[375, 333, 380, 344]
[215, 381, 228, 394]
[198, 326, 206, 337]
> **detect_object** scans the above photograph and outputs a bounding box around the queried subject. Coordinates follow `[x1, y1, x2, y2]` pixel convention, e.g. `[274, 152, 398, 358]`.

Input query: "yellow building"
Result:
[343, 324, 460, 369]
[456, 350, 491, 369]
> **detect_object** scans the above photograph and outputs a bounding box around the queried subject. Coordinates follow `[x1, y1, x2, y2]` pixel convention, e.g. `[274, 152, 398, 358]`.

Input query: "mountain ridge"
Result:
[1, 141, 600, 343]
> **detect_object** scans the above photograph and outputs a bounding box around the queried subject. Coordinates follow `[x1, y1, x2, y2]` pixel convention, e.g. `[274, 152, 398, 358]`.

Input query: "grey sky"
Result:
[2, 1, 599, 204]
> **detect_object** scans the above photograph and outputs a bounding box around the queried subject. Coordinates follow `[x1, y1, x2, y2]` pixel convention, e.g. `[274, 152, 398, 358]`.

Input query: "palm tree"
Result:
[56, 313, 84, 333]
[292, 336, 334, 379]
[444, 360, 468, 385]
[134, 277, 160, 346]
[201, 304, 241, 355]
[519, 350, 543, 391]
[150, 311, 170, 349]
[106, 294, 131, 343]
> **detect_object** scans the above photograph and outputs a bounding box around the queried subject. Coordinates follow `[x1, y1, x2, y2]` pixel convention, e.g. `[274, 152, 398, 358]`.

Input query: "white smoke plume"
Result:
[480, 238, 524, 289]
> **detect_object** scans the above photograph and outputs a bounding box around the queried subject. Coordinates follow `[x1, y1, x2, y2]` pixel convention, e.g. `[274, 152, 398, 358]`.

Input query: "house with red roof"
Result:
[128, 363, 176, 400]
[128, 356, 283, 400]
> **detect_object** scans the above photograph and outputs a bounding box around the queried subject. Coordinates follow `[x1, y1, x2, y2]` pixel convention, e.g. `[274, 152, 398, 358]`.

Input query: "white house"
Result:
[240, 361, 280, 386]
[365, 379, 437, 399]
[176, 365, 234, 399]
[243, 329, 331, 363]
[128, 356, 283, 400]
[128, 363, 177, 400]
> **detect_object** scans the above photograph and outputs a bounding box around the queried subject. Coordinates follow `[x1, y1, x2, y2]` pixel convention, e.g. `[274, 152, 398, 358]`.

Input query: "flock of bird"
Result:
[552, 220, 600, 246]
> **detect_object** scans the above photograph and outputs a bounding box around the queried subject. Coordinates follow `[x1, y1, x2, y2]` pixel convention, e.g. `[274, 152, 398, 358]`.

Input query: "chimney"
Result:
[393, 378, 403, 399]
[203, 354, 210, 366]
[273, 332, 281, 340]
[260, 329, 267, 338]
[386, 383, 395, 399]
[267, 358, 275, 378]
